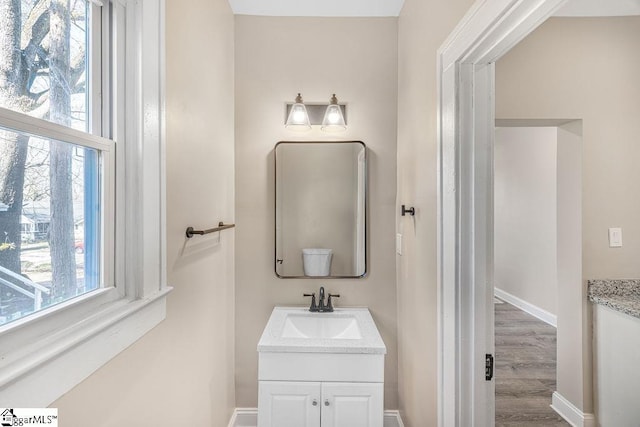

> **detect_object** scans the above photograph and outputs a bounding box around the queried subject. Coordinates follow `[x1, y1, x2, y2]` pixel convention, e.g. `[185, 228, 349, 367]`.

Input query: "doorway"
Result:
[492, 124, 581, 425]
[436, 0, 584, 425]
[438, 0, 638, 424]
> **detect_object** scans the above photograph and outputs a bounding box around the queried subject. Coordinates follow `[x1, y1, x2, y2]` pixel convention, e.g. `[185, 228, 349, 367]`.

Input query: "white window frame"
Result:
[0, 0, 169, 407]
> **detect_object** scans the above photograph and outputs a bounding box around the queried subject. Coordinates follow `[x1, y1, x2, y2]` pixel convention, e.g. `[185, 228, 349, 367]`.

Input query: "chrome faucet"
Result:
[303, 286, 340, 312]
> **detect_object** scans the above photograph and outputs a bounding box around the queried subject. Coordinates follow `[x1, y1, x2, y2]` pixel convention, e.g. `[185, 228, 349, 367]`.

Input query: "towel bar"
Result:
[185, 222, 235, 238]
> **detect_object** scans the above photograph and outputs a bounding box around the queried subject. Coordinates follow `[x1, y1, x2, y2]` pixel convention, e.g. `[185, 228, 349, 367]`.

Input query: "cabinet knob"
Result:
[324, 400, 330, 406]
[312, 399, 318, 406]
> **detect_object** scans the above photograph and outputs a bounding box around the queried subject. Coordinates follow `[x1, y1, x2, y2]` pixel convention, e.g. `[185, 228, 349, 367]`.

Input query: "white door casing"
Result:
[437, 0, 569, 425]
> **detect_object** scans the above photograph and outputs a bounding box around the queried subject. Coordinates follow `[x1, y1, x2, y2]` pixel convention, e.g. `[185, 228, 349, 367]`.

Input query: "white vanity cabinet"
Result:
[258, 381, 383, 427]
[258, 381, 320, 427]
[257, 308, 387, 427]
[321, 382, 383, 427]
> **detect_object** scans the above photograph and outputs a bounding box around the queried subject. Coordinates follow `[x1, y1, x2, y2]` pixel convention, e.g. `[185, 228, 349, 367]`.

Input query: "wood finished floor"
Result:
[495, 300, 570, 426]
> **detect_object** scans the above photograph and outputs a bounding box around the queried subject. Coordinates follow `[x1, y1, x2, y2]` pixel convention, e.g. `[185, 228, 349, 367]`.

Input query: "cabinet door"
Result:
[258, 381, 321, 427]
[321, 382, 383, 427]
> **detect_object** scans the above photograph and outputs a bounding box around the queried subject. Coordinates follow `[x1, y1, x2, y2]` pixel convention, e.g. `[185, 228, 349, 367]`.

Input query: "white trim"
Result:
[227, 408, 256, 427]
[494, 288, 557, 327]
[437, 0, 570, 425]
[551, 392, 596, 427]
[227, 408, 404, 427]
[383, 410, 405, 427]
[0, 106, 114, 151]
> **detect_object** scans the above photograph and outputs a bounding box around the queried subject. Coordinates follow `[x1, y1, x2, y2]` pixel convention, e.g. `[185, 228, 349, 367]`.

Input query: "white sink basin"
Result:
[281, 313, 362, 339]
[258, 307, 386, 354]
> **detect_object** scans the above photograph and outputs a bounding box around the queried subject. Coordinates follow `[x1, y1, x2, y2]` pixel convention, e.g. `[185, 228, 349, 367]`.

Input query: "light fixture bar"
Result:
[284, 103, 347, 125]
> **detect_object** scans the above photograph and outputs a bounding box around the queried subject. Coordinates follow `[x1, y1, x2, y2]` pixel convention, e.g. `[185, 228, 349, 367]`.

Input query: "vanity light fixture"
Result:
[284, 93, 348, 131]
[321, 94, 347, 132]
[285, 93, 311, 130]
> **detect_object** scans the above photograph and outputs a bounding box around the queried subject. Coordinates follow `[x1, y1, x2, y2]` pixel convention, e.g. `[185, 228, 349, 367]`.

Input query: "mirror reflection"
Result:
[275, 141, 366, 278]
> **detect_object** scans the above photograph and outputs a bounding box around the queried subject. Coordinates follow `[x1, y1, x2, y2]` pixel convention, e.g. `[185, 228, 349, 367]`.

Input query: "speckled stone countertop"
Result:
[588, 279, 640, 319]
[257, 307, 387, 354]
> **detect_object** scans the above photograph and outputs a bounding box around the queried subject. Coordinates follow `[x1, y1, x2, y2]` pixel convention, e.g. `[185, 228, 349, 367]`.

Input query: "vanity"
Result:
[261, 140, 380, 426]
[257, 306, 386, 427]
[588, 279, 640, 426]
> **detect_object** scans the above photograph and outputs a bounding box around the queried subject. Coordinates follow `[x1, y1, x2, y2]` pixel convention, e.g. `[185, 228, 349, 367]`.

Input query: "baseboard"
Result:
[384, 410, 404, 427]
[551, 392, 596, 427]
[494, 287, 557, 327]
[227, 408, 257, 427]
[228, 408, 404, 427]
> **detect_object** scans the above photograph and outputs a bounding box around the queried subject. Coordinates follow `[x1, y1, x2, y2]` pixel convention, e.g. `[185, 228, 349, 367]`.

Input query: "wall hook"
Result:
[401, 205, 415, 216]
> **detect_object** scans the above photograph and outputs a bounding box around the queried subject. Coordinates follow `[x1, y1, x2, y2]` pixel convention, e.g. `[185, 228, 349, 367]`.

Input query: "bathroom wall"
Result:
[496, 16, 640, 415]
[234, 16, 399, 409]
[52, 0, 237, 425]
[494, 127, 558, 316]
[395, 0, 475, 425]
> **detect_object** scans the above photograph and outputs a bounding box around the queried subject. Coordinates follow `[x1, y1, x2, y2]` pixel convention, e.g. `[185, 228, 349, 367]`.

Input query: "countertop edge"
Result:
[588, 279, 640, 320]
[257, 344, 387, 355]
[257, 306, 387, 355]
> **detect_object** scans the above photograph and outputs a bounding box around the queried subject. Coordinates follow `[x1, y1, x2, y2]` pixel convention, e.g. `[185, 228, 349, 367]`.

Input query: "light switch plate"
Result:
[609, 228, 622, 248]
[396, 233, 402, 255]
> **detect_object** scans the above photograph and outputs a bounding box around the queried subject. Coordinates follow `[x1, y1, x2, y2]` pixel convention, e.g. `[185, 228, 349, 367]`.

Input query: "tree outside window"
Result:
[0, 0, 100, 325]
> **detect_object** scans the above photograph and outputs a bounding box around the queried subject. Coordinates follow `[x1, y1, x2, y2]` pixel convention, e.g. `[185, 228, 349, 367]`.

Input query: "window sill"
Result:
[0, 286, 172, 406]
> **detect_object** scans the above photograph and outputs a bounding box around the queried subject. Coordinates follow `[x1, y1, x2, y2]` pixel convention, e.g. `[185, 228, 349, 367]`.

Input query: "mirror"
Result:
[275, 141, 366, 278]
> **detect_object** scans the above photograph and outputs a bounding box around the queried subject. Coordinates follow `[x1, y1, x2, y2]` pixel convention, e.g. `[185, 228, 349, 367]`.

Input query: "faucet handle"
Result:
[303, 293, 318, 312]
[326, 294, 340, 312]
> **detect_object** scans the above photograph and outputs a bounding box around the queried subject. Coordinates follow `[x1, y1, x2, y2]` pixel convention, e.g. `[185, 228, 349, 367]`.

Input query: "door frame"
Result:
[436, 0, 568, 425]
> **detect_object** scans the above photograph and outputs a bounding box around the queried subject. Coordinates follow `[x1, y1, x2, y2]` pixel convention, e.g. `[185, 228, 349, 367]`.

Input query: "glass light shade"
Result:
[321, 95, 346, 132]
[285, 93, 311, 130]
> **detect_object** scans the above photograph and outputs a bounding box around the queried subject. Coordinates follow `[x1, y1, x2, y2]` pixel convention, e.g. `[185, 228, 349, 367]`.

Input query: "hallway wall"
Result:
[494, 127, 558, 316]
[497, 17, 640, 280]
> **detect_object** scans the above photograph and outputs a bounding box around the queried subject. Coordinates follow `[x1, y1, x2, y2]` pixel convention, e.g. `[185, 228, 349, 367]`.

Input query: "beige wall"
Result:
[52, 0, 236, 425]
[395, 0, 474, 425]
[497, 17, 640, 280]
[494, 127, 558, 315]
[496, 16, 640, 413]
[234, 16, 399, 409]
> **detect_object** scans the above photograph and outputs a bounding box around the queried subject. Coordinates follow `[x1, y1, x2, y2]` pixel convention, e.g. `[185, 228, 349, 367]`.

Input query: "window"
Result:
[0, 1, 107, 326]
[0, 0, 168, 406]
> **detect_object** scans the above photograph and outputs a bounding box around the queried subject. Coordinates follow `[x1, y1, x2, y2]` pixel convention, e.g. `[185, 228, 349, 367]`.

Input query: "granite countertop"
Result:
[257, 307, 387, 354]
[588, 279, 640, 319]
